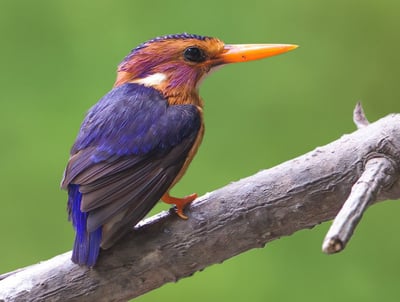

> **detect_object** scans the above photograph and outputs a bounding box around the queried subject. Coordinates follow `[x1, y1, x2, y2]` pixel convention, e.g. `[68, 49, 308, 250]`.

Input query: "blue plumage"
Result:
[63, 83, 201, 266]
[72, 83, 200, 159]
[68, 184, 102, 266]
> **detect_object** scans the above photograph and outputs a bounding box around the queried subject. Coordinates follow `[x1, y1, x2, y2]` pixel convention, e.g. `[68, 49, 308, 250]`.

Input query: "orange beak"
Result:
[215, 44, 298, 65]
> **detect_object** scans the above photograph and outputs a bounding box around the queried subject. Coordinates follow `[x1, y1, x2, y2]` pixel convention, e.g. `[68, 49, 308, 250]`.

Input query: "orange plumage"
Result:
[62, 33, 297, 266]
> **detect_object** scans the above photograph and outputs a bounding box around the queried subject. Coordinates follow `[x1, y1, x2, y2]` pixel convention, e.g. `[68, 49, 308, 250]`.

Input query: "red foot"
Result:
[161, 192, 197, 219]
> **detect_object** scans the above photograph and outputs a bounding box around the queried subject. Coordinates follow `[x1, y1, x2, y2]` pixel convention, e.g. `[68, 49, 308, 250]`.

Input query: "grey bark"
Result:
[1, 113, 400, 302]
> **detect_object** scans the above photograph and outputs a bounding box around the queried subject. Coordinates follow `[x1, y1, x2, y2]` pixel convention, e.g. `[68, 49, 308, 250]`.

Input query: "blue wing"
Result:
[62, 83, 201, 266]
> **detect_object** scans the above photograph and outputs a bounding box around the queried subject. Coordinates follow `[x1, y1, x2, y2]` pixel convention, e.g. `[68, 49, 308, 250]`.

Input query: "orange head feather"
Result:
[114, 33, 297, 105]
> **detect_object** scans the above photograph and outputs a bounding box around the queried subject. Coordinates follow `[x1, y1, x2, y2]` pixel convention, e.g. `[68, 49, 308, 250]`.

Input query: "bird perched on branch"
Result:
[61, 33, 297, 267]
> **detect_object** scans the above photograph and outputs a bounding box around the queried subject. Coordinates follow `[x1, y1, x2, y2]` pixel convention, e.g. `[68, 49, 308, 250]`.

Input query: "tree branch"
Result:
[353, 101, 370, 129]
[322, 102, 396, 253]
[1, 109, 400, 302]
[322, 156, 396, 253]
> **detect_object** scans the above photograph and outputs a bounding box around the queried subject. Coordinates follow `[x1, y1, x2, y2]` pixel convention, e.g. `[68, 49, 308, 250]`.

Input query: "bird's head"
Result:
[115, 33, 297, 105]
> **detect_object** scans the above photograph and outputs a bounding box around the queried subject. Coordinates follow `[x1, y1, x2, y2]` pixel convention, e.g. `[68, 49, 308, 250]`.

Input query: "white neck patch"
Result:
[131, 72, 167, 87]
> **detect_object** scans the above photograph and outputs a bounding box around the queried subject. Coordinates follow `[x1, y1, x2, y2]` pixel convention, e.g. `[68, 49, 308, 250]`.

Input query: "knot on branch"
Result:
[323, 103, 400, 254]
[353, 101, 370, 129]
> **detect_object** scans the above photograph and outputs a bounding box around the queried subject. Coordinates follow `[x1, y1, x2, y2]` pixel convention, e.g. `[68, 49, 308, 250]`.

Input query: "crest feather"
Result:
[120, 33, 212, 65]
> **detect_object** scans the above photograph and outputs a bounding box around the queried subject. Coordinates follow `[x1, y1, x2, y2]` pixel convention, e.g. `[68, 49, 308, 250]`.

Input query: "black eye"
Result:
[183, 46, 206, 63]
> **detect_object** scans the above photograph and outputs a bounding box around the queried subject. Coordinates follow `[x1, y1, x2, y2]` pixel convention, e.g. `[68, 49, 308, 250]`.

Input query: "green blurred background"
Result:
[1, 0, 400, 301]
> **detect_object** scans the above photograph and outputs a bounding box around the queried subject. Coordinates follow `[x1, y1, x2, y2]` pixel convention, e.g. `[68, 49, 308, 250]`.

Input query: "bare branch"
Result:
[322, 156, 397, 253]
[353, 101, 370, 128]
[1, 112, 400, 302]
[324, 105, 397, 253]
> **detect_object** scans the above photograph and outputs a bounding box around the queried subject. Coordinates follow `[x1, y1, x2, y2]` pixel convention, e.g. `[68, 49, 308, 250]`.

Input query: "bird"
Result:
[61, 33, 297, 267]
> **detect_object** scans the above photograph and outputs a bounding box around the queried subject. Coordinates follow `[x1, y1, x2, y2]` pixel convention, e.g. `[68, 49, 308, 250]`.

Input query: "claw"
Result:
[161, 192, 197, 219]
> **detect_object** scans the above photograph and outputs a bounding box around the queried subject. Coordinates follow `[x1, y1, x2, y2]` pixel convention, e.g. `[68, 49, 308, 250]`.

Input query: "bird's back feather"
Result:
[63, 83, 201, 265]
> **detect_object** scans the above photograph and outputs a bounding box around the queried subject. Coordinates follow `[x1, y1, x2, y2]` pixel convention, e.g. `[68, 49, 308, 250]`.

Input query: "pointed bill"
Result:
[216, 44, 298, 64]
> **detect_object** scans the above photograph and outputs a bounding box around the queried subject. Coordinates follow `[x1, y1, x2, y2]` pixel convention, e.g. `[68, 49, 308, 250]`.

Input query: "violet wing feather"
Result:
[62, 83, 201, 266]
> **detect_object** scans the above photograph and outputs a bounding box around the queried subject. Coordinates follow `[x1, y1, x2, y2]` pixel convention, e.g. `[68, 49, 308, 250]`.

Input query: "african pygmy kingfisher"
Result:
[61, 33, 297, 267]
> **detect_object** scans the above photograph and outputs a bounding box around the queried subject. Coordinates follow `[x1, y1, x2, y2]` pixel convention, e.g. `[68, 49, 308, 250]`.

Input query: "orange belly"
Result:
[169, 106, 204, 189]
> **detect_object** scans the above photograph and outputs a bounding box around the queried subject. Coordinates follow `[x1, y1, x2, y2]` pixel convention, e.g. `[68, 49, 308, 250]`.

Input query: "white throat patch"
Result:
[131, 73, 167, 87]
